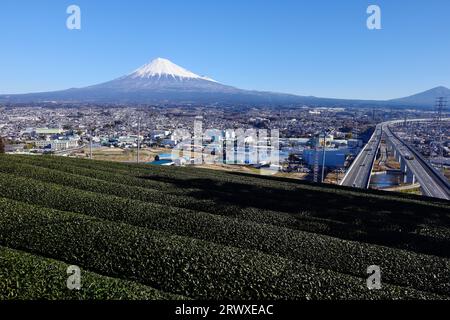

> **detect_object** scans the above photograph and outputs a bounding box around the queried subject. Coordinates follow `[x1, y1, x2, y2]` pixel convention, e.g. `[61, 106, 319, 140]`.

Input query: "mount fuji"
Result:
[0, 57, 447, 108]
[0, 58, 307, 105]
[94, 58, 231, 92]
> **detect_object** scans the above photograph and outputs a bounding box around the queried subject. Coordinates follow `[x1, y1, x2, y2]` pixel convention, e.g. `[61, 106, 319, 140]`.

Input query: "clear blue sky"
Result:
[0, 0, 449, 100]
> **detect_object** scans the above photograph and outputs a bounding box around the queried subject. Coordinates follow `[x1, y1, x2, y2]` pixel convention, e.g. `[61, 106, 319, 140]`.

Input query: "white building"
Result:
[35, 139, 79, 151]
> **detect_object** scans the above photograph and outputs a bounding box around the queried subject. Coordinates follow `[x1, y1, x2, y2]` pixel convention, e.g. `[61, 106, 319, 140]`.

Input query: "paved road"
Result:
[383, 123, 449, 200]
[342, 118, 449, 200]
[378, 144, 388, 167]
[54, 145, 86, 155]
[341, 124, 383, 188]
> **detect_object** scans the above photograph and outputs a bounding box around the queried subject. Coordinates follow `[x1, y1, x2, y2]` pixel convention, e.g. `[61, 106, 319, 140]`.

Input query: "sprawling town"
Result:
[1, 103, 447, 196]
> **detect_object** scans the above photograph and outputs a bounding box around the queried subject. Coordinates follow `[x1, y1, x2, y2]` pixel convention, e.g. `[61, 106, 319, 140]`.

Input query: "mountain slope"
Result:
[128, 57, 217, 82]
[0, 58, 447, 108]
[389, 86, 450, 107]
[0, 58, 308, 105]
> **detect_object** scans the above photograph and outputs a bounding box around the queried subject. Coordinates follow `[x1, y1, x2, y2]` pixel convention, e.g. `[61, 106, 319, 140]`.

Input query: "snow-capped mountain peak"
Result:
[130, 58, 216, 82]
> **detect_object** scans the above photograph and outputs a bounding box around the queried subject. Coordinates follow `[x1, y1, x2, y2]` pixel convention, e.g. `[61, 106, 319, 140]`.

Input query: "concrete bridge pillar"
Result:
[400, 158, 407, 173]
[401, 162, 415, 184]
[402, 163, 408, 184]
[406, 170, 416, 184]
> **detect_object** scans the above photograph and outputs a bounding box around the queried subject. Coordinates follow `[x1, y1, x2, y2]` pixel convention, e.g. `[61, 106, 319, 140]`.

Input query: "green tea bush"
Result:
[0, 197, 443, 300]
[0, 171, 449, 296]
[0, 246, 183, 300]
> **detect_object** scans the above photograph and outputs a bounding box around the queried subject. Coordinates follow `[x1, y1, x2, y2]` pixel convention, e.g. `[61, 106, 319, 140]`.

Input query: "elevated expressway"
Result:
[341, 119, 450, 200]
[340, 124, 383, 188]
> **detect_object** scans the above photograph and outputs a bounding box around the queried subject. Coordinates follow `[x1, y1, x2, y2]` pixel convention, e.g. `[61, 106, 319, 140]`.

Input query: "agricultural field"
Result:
[70, 146, 169, 163]
[0, 154, 449, 300]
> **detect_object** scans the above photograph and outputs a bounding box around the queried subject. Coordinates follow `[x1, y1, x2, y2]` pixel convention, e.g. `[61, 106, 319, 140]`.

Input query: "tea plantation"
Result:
[0, 154, 449, 300]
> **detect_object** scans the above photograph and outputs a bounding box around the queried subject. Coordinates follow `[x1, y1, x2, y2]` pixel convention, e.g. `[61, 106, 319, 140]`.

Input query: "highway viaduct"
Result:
[340, 118, 450, 200]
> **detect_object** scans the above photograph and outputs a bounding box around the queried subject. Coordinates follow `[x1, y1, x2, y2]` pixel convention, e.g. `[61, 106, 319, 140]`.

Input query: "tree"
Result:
[0, 138, 5, 154]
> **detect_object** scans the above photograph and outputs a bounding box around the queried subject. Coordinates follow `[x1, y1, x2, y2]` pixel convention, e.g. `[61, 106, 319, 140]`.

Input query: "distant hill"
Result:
[0, 57, 447, 108]
[0, 154, 449, 300]
[389, 86, 450, 107]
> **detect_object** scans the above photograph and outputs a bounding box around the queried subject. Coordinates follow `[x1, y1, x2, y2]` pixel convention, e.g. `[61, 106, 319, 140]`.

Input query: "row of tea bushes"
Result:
[3, 156, 450, 259]
[0, 197, 443, 300]
[0, 172, 449, 296]
[0, 246, 184, 300]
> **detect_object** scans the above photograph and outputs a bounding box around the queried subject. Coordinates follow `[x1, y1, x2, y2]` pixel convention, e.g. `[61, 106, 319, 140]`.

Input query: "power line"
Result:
[137, 116, 141, 164]
[434, 97, 447, 171]
[321, 132, 326, 183]
[313, 144, 319, 183]
[89, 129, 93, 160]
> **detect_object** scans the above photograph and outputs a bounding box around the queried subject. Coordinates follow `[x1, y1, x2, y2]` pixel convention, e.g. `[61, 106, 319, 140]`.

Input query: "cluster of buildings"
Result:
[393, 120, 450, 168]
[1, 103, 438, 181]
[3, 127, 80, 153]
[28, 128, 79, 151]
[286, 134, 362, 168]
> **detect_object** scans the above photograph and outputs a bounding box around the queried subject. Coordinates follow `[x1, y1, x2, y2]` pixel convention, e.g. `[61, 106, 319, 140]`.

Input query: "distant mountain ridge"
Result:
[389, 86, 450, 107]
[0, 58, 448, 108]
